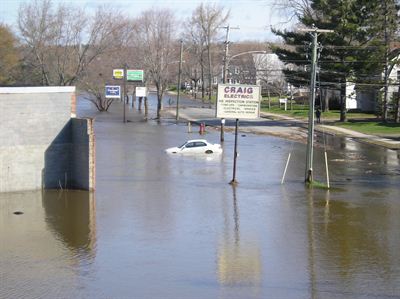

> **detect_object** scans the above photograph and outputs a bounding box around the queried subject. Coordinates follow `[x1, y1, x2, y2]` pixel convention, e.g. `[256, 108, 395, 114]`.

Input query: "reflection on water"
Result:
[305, 187, 400, 298]
[43, 190, 97, 255]
[0, 190, 96, 299]
[217, 186, 262, 289]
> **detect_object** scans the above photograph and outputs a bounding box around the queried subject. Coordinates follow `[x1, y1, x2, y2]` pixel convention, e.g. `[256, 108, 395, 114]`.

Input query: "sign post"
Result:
[216, 84, 261, 184]
[123, 64, 127, 123]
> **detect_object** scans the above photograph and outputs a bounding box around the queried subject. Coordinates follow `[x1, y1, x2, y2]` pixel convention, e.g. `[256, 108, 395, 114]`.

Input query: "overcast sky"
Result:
[0, 0, 295, 41]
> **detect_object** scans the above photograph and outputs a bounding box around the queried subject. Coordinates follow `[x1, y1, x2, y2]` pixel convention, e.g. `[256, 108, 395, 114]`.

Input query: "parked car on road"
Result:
[165, 139, 223, 155]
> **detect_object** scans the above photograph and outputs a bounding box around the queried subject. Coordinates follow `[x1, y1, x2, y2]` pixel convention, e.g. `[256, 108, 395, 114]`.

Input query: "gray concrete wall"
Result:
[0, 87, 95, 192]
[70, 118, 95, 191]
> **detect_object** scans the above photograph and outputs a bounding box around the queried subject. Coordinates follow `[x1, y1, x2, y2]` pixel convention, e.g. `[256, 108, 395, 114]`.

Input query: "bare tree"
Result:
[183, 19, 207, 100]
[253, 52, 287, 107]
[188, 3, 229, 103]
[78, 53, 118, 112]
[81, 76, 116, 112]
[18, 0, 129, 86]
[0, 24, 20, 85]
[135, 9, 176, 119]
[226, 41, 268, 84]
[272, 0, 313, 23]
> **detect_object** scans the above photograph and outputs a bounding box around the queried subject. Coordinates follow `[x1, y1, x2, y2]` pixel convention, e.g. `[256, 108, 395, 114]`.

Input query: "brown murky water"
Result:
[1, 96, 399, 298]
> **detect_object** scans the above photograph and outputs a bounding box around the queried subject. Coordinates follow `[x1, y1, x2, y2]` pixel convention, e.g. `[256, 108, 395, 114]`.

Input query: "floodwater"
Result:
[1, 94, 399, 299]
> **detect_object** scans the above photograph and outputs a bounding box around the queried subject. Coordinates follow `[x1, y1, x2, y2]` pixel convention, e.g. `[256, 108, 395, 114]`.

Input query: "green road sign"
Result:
[127, 70, 144, 82]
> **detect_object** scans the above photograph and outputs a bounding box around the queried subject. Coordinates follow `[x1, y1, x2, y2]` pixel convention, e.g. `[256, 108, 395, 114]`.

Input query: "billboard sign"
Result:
[127, 69, 144, 82]
[135, 86, 148, 97]
[105, 85, 121, 99]
[216, 84, 261, 119]
[113, 69, 124, 79]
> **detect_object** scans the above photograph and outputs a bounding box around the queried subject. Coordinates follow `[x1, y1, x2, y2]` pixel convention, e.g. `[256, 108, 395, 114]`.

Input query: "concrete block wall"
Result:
[71, 118, 95, 191]
[0, 87, 95, 192]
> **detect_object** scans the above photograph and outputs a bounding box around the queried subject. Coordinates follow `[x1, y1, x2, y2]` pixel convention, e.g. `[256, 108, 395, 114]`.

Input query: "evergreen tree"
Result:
[272, 0, 399, 121]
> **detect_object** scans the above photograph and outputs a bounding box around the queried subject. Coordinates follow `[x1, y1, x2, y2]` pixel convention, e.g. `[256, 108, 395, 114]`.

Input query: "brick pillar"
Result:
[88, 118, 96, 191]
[71, 93, 77, 117]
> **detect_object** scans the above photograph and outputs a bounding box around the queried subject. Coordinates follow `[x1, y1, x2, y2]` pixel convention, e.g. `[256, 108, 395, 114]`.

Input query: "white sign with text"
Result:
[135, 86, 148, 97]
[216, 84, 261, 119]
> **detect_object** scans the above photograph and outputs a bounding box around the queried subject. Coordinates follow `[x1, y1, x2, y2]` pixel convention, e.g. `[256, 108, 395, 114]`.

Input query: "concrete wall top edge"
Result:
[0, 86, 76, 94]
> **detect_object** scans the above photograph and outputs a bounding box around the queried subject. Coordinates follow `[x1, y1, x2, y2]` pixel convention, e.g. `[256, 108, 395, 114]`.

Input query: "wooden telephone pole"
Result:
[220, 25, 239, 142]
[299, 26, 333, 184]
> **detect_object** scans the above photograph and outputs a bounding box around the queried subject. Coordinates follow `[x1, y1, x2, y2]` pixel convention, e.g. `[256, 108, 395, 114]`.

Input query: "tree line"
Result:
[0, 0, 399, 122]
[0, 0, 233, 118]
[272, 0, 400, 122]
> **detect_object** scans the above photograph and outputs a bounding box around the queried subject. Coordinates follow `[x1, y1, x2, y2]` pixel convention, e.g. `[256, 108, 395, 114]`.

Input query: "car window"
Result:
[185, 142, 195, 148]
[194, 142, 207, 147]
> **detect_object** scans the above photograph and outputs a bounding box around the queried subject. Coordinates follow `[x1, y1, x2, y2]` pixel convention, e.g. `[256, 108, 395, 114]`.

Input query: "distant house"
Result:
[253, 53, 286, 94]
[347, 51, 400, 112]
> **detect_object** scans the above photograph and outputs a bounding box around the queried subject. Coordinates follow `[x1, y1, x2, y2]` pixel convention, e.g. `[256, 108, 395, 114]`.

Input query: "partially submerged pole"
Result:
[123, 63, 127, 123]
[300, 26, 334, 184]
[305, 30, 317, 183]
[324, 151, 330, 189]
[220, 118, 225, 142]
[230, 119, 239, 185]
[281, 152, 291, 184]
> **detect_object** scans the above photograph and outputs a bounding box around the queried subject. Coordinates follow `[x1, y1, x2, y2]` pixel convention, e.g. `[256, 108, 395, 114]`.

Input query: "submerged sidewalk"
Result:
[260, 111, 400, 150]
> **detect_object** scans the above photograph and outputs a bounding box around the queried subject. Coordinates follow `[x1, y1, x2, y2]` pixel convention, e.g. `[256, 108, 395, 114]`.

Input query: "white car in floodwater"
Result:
[165, 139, 223, 155]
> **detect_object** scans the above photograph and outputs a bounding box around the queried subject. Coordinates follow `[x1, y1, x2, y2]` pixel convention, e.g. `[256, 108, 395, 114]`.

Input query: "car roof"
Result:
[186, 139, 208, 143]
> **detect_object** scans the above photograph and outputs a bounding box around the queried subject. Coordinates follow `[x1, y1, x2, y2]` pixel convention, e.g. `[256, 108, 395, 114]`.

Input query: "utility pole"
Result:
[300, 26, 333, 184]
[221, 25, 239, 84]
[220, 25, 239, 142]
[176, 40, 183, 121]
[383, 0, 389, 122]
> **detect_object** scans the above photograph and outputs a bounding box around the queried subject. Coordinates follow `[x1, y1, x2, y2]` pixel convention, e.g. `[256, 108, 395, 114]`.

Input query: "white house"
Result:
[347, 53, 400, 112]
[253, 53, 285, 87]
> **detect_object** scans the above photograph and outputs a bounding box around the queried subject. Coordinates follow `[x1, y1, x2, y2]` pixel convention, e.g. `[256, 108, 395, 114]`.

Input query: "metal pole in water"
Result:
[220, 118, 225, 142]
[230, 118, 239, 185]
[281, 153, 291, 184]
[123, 63, 127, 123]
[324, 151, 330, 189]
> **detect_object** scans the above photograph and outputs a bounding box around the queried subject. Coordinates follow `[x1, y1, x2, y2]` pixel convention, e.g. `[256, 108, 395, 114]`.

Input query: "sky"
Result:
[0, 0, 295, 41]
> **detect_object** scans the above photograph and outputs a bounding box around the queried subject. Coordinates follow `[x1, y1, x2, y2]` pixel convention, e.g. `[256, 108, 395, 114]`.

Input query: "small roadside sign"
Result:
[216, 84, 261, 119]
[135, 86, 148, 97]
[105, 85, 121, 98]
[127, 70, 144, 82]
[113, 69, 124, 79]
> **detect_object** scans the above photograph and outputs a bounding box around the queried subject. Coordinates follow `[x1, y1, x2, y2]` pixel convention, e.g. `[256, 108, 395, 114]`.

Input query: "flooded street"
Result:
[1, 95, 400, 299]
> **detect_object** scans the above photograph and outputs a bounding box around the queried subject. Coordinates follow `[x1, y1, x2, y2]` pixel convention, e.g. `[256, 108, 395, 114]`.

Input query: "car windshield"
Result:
[179, 142, 188, 148]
